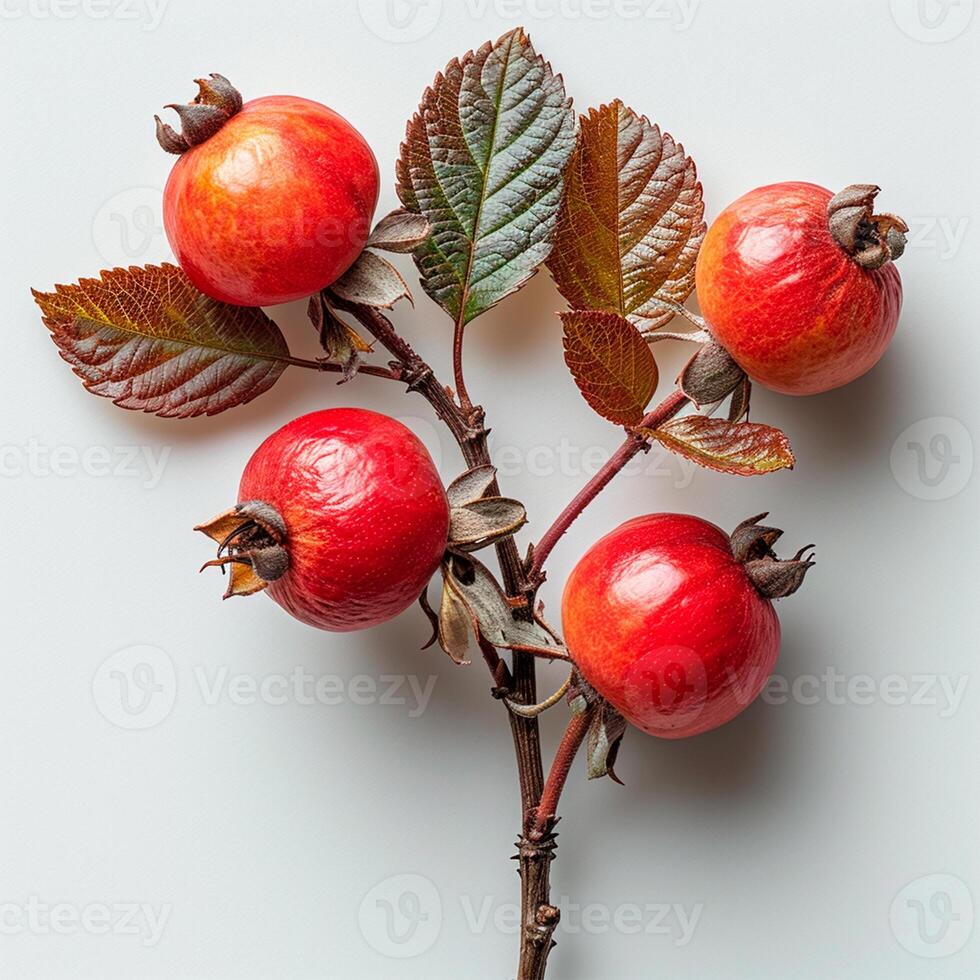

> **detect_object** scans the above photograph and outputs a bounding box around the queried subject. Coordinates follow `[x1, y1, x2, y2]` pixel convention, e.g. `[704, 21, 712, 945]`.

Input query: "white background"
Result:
[2, 1, 978, 977]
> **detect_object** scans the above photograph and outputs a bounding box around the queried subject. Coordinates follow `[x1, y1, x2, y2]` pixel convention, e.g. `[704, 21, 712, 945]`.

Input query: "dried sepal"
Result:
[449, 498, 527, 553]
[678, 340, 746, 408]
[327, 250, 412, 310]
[366, 209, 432, 253]
[193, 73, 243, 115]
[155, 73, 242, 153]
[728, 374, 752, 422]
[307, 292, 372, 382]
[442, 555, 568, 659]
[195, 501, 289, 600]
[730, 515, 816, 600]
[827, 183, 908, 270]
[729, 512, 783, 562]
[585, 700, 628, 783]
[446, 465, 498, 509]
[744, 549, 816, 599]
[437, 571, 475, 665]
[417, 588, 441, 650]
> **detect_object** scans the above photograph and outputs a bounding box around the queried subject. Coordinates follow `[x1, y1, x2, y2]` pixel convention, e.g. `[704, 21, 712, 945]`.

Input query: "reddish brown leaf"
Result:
[33, 264, 291, 418]
[547, 101, 706, 330]
[637, 416, 795, 476]
[561, 310, 658, 425]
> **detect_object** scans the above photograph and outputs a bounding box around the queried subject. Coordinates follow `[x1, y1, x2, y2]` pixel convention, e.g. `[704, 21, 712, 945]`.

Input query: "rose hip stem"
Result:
[527, 388, 690, 585]
[532, 706, 594, 838]
[334, 298, 555, 978]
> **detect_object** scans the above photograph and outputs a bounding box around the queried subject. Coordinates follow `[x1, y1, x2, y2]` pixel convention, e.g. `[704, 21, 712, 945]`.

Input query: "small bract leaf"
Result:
[678, 340, 745, 408]
[438, 573, 474, 665]
[446, 556, 567, 658]
[561, 310, 658, 425]
[366, 209, 432, 253]
[547, 101, 706, 330]
[637, 416, 796, 476]
[728, 374, 752, 422]
[32, 263, 290, 418]
[449, 497, 527, 552]
[328, 250, 412, 310]
[396, 28, 576, 325]
[446, 464, 498, 508]
[586, 702, 628, 782]
[307, 293, 371, 382]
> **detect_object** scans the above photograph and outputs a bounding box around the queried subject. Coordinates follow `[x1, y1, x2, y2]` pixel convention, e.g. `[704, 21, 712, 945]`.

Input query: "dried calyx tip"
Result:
[155, 73, 242, 155]
[828, 183, 908, 271]
[195, 500, 288, 599]
[731, 514, 815, 600]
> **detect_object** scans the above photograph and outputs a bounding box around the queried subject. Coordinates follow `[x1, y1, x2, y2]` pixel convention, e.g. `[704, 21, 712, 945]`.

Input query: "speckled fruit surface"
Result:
[238, 408, 449, 631]
[163, 95, 379, 306]
[562, 513, 781, 739]
[695, 182, 902, 395]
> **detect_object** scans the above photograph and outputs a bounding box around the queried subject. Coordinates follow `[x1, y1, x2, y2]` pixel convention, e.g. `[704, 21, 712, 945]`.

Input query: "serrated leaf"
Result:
[366, 209, 432, 253]
[328, 250, 411, 310]
[547, 100, 705, 330]
[637, 416, 795, 476]
[446, 464, 498, 508]
[445, 555, 567, 658]
[396, 28, 576, 325]
[32, 263, 290, 418]
[449, 497, 527, 552]
[561, 310, 658, 425]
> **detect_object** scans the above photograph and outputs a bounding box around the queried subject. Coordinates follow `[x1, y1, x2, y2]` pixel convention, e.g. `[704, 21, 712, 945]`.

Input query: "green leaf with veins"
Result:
[396, 28, 576, 325]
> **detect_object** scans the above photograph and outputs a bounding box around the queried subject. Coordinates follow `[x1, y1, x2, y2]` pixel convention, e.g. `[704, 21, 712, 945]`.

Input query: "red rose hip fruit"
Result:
[562, 513, 814, 739]
[157, 74, 379, 307]
[695, 182, 907, 395]
[197, 408, 450, 631]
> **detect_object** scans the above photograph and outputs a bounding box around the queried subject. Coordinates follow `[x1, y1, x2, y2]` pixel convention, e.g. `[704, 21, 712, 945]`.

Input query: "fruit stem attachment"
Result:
[532, 706, 594, 838]
[526, 388, 689, 585]
[827, 184, 908, 270]
[155, 73, 243, 155]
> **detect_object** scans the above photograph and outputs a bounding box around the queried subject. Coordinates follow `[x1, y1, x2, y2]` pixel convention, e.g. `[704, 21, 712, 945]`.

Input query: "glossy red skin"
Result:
[164, 96, 379, 307]
[696, 182, 902, 395]
[239, 409, 449, 632]
[562, 514, 780, 739]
